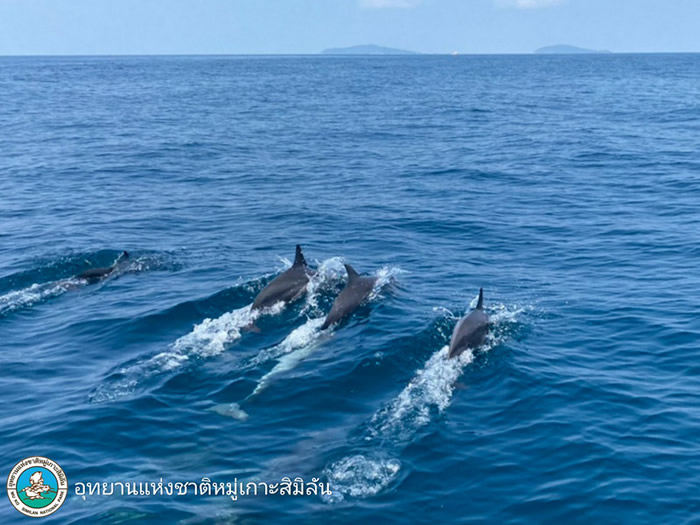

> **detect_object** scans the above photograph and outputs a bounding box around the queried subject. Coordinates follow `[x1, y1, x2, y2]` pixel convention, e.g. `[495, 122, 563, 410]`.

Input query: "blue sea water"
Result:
[1, 54, 700, 524]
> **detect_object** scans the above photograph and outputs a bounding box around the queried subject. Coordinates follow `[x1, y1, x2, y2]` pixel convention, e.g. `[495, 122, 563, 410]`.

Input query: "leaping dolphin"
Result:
[77, 251, 129, 283]
[252, 245, 313, 311]
[448, 288, 489, 359]
[321, 264, 376, 330]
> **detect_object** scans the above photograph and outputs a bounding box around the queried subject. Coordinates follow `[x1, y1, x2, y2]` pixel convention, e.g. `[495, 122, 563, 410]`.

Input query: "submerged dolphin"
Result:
[77, 251, 129, 283]
[252, 245, 313, 311]
[321, 264, 376, 330]
[448, 288, 489, 359]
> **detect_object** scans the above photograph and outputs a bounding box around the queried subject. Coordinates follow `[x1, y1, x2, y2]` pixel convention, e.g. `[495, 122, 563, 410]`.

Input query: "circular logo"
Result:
[6, 457, 68, 518]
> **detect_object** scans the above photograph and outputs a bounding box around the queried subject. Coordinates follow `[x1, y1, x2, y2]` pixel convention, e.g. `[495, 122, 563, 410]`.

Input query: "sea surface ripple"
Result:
[1, 54, 700, 524]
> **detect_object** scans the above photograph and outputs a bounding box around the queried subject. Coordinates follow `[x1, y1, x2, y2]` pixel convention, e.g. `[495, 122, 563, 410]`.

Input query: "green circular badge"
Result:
[7, 457, 68, 518]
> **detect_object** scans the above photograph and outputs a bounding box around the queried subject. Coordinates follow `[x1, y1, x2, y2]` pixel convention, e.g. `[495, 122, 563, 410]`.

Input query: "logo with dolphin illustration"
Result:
[6, 457, 68, 518]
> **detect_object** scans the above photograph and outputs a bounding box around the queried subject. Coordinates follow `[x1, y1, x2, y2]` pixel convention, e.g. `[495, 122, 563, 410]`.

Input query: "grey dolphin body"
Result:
[252, 245, 312, 311]
[448, 288, 489, 359]
[78, 251, 129, 283]
[321, 264, 376, 330]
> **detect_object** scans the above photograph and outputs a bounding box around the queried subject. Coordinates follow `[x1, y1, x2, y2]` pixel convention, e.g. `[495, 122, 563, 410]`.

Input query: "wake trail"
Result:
[89, 257, 348, 404]
[88, 301, 280, 404]
[0, 279, 83, 316]
[211, 264, 403, 420]
[323, 301, 525, 502]
[0, 253, 167, 317]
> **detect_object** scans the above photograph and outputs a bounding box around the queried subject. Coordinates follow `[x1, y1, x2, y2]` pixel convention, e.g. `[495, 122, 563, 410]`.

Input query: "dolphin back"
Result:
[321, 264, 376, 330]
[77, 251, 128, 281]
[78, 266, 114, 280]
[252, 245, 311, 310]
[448, 289, 489, 359]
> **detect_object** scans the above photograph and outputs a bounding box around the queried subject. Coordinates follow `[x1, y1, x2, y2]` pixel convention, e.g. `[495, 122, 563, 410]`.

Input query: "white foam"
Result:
[250, 317, 327, 396]
[368, 265, 403, 301]
[88, 302, 280, 404]
[324, 302, 524, 501]
[368, 301, 523, 442]
[0, 279, 82, 315]
[300, 257, 346, 316]
[367, 345, 471, 441]
[247, 264, 402, 396]
[173, 304, 264, 358]
[89, 257, 347, 403]
[322, 455, 401, 503]
[250, 316, 327, 366]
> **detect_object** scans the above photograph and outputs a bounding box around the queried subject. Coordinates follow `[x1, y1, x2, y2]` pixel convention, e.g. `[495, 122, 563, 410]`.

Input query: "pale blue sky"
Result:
[1, 0, 698, 55]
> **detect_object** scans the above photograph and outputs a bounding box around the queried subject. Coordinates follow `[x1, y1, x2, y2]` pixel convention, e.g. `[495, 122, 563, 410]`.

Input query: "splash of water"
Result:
[88, 302, 278, 404]
[89, 257, 352, 404]
[0, 279, 82, 316]
[246, 265, 403, 398]
[323, 302, 524, 502]
[251, 317, 327, 396]
[300, 257, 346, 316]
[322, 455, 401, 503]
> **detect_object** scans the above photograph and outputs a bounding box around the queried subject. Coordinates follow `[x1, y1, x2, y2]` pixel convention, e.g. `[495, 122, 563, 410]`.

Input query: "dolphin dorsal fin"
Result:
[476, 288, 484, 310]
[293, 245, 307, 267]
[344, 264, 360, 282]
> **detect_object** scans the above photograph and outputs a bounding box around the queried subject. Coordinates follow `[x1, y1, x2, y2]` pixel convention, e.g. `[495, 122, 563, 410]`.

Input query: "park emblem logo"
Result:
[7, 457, 68, 518]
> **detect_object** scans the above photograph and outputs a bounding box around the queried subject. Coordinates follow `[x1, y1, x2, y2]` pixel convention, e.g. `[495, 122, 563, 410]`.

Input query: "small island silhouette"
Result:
[535, 44, 611, 54]
[322, 44, 418, 55]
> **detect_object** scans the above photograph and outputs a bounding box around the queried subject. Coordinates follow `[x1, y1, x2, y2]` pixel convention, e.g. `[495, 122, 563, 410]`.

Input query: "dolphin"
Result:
[321, 264, 376, 330]
[252, 245, 313, 311]
[448, 288, 489, 359]
[77, 251, 129, 283]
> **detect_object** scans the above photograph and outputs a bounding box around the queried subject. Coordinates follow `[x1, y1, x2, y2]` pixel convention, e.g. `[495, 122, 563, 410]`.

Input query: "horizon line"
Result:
[1, 51, 700, 58]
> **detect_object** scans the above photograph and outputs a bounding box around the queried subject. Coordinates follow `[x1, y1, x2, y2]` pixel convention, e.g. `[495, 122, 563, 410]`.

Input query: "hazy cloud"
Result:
[359, 0, 423, 8]
[496, 0, 564, 8]
[361, 0, 562, 8]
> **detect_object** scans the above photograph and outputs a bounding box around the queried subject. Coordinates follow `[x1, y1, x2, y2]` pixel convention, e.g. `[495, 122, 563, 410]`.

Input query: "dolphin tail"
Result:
[476, 288, 484, 310]
[344, 263, 360, 282]
[293, 244, 307, 267]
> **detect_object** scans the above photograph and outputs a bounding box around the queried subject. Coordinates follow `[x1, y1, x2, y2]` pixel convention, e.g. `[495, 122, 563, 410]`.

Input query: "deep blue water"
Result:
[2, 54, 700, 524]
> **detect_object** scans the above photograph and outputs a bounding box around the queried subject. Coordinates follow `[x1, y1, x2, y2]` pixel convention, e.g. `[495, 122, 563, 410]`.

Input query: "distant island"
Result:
[535, 45, 611, 54]
[322, 44, 418, 55]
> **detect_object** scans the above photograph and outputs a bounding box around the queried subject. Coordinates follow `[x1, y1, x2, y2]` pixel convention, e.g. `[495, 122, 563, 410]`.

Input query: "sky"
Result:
[0, 0, 699, 55]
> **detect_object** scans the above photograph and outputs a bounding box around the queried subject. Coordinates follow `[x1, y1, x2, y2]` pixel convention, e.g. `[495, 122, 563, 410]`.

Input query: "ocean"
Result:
[1, 54, 699, 524]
